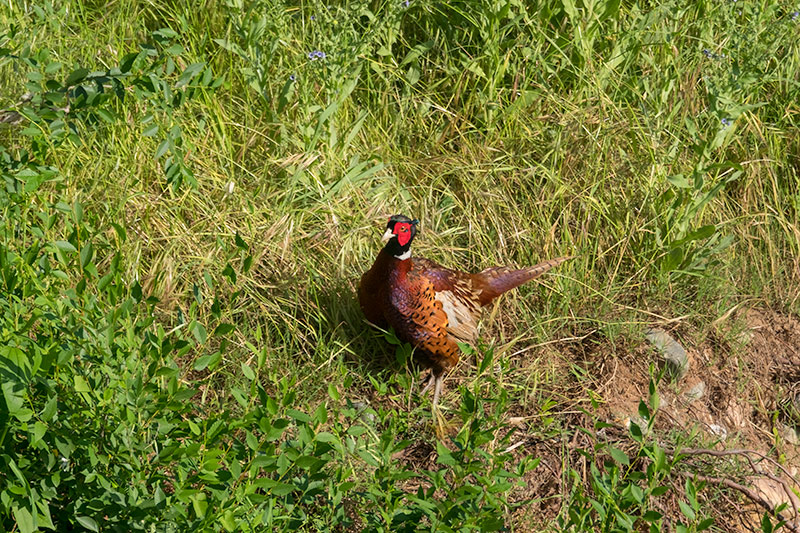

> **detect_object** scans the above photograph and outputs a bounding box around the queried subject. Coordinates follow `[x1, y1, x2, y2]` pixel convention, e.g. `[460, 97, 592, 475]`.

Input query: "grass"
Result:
[1, 0, 799, 530]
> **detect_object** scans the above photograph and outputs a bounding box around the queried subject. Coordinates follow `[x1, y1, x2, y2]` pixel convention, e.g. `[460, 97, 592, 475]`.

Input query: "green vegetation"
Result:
[1, 0, 798, 530]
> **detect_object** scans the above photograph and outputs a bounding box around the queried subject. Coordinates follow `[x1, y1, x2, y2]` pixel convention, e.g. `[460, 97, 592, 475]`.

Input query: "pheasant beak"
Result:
[381, 227, 394, 243]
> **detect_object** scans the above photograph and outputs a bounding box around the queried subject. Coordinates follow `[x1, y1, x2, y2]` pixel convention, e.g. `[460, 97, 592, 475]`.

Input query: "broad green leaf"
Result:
[327, 383, 340, 401]
[436, 442, 456, 466]
[254, 479, 295, 496]
[155, 485, 166, 506]
[608, 446, 630, 465]
[54, 240, 77, 253]
[264, 396, 278, 415]
[13, 506, 34, 533]
[45, 61, 63, 74]
[220, 510, 237, 532]
[315, 432, 337, 443]
[222, 264, 236, 284]
[234, 232, 248, 250]
[313, 403, 327, 425]
[74, 375, 91, 393]
[50, 270, 69, 280]
[193, 354, 215, 371]
[651, 485, 670, 496]
[177, 62, 205, 87]
[214, 323, 235, 336]
[32, 421, 47, 444]
[131, 281, 142, 301]
[2, 381, 26, 415]
[287, 409, 310, 423]
[80, 242, 94, 269]
[667, 174, 691, 188]
[191, 493, 208, 518]
[231, 387, 248, 408]
[698, 517, 715, 530]
[96, 109, 115, 123]
[678, 500, 696, 521]
[41, 395, 57, 421]
[155, 139, 170, 159]
[400, 40, 434, 66]
[155, 27, 179, 39]
[241, 362, 255, 381]
[97, 272, 113, 291]
[406, 65, 420, 85]
[638, 400, 650, 420]
[75, 515, 99, 532]
[192, 322, 207, 345]
[65, 68, 89, 86]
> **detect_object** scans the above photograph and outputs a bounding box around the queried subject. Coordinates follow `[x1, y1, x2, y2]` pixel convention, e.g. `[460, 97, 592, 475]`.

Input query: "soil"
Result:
[538, 307, 800, 531]
[394, 307, 800, 531]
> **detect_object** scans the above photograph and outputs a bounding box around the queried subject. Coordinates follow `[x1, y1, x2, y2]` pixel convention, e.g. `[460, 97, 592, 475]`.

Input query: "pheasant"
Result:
[358, 214, 570, 409]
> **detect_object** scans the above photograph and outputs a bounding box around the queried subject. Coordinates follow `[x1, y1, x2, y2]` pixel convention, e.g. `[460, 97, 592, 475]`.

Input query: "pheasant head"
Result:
[381, 214, 418, 260]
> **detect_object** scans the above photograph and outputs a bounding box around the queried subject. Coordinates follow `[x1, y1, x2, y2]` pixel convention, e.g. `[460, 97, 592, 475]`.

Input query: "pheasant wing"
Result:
[385, 272, 460, 376]
[412, 258, 481, 343]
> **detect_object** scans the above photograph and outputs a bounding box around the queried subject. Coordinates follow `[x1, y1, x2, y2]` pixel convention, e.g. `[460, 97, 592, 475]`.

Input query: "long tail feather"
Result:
[474, 256, 573, 306]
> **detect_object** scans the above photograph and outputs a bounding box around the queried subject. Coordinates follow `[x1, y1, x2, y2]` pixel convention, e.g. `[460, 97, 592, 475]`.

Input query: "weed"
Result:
[1, 0, 798, 530]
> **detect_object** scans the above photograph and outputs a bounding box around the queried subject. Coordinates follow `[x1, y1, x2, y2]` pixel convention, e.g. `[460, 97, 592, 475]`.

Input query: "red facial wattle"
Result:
[394, 222, 412, 246]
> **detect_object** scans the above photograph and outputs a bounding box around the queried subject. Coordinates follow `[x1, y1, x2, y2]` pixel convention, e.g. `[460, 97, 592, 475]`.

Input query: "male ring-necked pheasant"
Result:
[359, 214, 570, 409]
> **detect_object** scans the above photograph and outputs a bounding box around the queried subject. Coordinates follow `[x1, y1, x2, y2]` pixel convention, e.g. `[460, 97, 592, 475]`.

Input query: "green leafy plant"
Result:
[1, 26, 222, 189]
[560, 375, 714, 532]
[357, 372, 537, 532]
[2, 0, 799, 530]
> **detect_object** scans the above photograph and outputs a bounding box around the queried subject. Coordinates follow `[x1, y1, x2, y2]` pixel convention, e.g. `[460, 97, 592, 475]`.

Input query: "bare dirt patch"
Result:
[511, 307, 800, 531]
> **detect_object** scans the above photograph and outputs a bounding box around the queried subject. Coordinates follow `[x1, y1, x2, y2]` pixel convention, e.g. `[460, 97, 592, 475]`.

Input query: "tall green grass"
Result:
[1, 0, 799, 530]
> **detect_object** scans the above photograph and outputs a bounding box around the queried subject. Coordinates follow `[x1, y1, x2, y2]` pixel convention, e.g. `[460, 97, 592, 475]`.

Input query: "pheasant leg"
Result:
[431, 374, 444, 410]
[420, 372, 435, 396]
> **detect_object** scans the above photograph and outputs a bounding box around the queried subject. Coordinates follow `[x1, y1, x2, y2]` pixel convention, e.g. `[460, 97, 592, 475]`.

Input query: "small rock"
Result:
[645, 328, 689, 380]
[351, 401, 376, 424]
[778, 423, 800, 446]
[753, 477, 800, 511]
[625, 414, 650, 434]
[684, 381, 706, 402]
[708, 423, 727, 440]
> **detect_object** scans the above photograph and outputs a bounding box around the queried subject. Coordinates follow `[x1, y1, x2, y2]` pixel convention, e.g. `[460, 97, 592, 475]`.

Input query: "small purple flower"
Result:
[289, 74, 296, 81]
[308, 50, 326, 60]
[721, 117, 732, 127]
[703, 48, 712, 58]
[402, 0, 410, 7]
[792, 11, 799, 21]
[310, 15, 316, 20]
